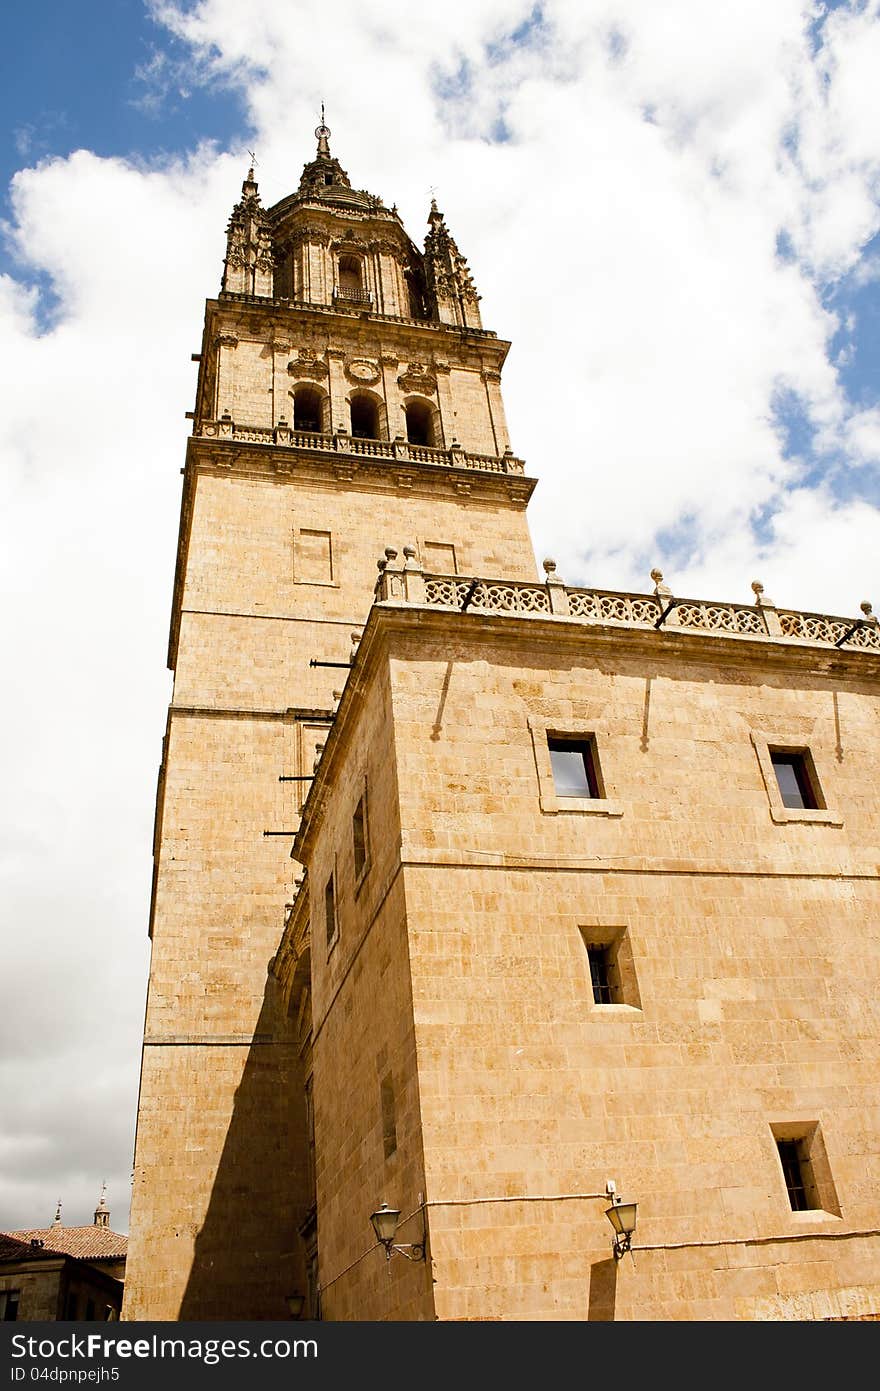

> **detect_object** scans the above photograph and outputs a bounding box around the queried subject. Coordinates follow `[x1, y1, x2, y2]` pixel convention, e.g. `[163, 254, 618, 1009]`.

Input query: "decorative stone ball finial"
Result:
[860, 600, 874, 617]
[384, 547, 398, 563]
[542, 558, 557, 576]
[650, 568, 664, 585]
[751, 580, 764, 597]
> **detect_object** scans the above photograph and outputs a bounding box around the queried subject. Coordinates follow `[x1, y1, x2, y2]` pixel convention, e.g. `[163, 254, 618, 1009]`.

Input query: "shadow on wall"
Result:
[179, 970, 311, 1320]
[588, 1257, 618, 1321]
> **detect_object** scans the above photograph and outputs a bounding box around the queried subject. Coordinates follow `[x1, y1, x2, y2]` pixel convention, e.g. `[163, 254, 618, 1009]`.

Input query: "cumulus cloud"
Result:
[2, 0, 880, 1231]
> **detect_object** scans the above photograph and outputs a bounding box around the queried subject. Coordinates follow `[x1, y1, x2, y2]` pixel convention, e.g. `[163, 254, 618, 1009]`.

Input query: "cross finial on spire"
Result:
[315, 104, 331, 157]
[94, 1182, 110, 1228]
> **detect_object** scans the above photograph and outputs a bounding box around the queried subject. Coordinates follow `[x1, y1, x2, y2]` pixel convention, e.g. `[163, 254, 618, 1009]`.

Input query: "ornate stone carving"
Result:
[344, 357, 381, 385]
[398, 362, 437, 395]
[287, 355, 329, 380]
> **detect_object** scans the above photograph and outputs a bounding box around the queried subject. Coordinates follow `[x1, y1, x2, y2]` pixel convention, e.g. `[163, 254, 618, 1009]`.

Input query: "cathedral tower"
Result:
[123, 122, 537, 1320]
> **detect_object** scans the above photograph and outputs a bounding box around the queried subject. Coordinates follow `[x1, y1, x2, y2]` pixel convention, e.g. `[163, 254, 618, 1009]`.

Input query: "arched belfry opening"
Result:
[337, 254, 363, 297]
[405, 398, 435, 447]
[349, 393, 381, 440]
[292, 384, 326, 434]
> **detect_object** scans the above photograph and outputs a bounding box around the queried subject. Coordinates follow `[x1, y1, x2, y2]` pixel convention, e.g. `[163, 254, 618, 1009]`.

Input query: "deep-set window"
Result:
[776, 1138, 811, 1211]
[587, 945, 615, 1004]
[324, 872, 337, 948]
[770, 750, 818, 810]
[548, 735, 602, 799]
[1, 1289, 20, 1321]
[353, 793, 368, 882]
[771, 1122, 840, 1217]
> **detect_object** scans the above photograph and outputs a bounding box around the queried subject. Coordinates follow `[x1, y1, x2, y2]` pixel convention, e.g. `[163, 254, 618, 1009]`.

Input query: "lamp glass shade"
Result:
[605, 1201, 637, 1237]
[370, 1202, 401, 1245]
[286, 1293, 305, 1318]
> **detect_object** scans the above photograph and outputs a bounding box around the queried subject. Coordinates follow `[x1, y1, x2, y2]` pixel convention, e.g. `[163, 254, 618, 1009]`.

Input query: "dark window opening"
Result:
[548, 735, 601, 798]
[338, 254, 362, 293]
[776, 1138, 812, 1211]
[405, 399, 434, 446]
[85, 1299, 96, 1321]
[350, 394, 380, 439]
[770, 750, 818, 809]
[587, 945, 616, 1004]
[293, 385, 324, 434]
[324, 174, 333, 186]
[2, 1290, 20, 1321]
[353, 796, 368, 880]
[324, 873, 337, 946]
[66, 1293, 78, 1320]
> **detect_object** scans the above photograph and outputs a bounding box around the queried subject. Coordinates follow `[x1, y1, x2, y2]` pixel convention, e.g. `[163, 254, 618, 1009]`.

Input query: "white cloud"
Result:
[2, 0, 880, 1231]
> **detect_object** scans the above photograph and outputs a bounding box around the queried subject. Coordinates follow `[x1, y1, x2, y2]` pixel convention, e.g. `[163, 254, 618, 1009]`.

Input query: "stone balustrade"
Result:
[197, 417, 526, 475]
[372, 554, 880, 653]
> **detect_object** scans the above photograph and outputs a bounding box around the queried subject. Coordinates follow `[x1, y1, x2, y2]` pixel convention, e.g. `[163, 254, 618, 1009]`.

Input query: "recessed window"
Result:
[405, 398, 434, 446]
[292, 384, 325, 433]
[548, 735, 601, 799]
[352, 791, 369, 883]
[1, 1289, 20, 1321]
[324, 872, 337, 949]
[587, 945, 615, 1004]
[349, 393, 380, 439]
[579, 927, 641, 1010]
[751, 732, 840, 826]
[338, 253, 362, 293]
[776, 1139, 811, 1211]
[770, 1122, 840, 1217]
[770, 750, 818, 810]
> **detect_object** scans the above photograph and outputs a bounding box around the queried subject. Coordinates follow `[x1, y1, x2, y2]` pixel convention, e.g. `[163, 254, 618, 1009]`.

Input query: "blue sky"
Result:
[0, 1, 244, 200]
[1, 0, 880, 1235]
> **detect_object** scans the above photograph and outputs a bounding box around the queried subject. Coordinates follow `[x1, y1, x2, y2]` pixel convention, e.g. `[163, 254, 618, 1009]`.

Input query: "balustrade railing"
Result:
[407, 571, 880, 653]
[197, 419, 527, 476]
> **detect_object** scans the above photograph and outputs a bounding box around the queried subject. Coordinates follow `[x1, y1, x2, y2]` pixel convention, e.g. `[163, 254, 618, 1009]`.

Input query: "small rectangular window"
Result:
[776, 1139, 810, 1211]
[324, 872, 337, 948]
[1, 1289, 20, 1321]
[587, 945, 615, 1004]
[352, 793, 368, 882]
[548, 735, 601, 798]
[770, 750, 817, 810]
[579, 927, 641, 1009]
[770, 1122, 840, 1216]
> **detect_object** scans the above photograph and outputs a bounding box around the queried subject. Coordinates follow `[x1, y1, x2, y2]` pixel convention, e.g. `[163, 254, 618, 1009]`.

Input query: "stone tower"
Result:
[122, 121, 537, 1320]
[126, 121, 880, 1324]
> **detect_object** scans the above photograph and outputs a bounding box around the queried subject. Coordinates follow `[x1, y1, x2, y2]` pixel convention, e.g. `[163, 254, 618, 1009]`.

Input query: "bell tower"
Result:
[123, 121, 538, 1320]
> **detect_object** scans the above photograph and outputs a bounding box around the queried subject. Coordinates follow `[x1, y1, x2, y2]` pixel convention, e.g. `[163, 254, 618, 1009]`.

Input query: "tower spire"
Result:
[52, 1199, 62, 1227]
[94, 1182, 110, 1229]
[315, 104, 331, 157]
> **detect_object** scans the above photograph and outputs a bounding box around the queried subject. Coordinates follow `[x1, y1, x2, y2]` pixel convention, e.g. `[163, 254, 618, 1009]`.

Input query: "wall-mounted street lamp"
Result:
[605, 1184, 638, 1261]
[369, 1201, 427, 1262]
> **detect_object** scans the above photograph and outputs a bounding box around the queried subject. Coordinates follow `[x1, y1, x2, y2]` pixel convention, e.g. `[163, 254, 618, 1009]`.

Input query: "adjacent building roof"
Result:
[3, 1226, 128, 1260]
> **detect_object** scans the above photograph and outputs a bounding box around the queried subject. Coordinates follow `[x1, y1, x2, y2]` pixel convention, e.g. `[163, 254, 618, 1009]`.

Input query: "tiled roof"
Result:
[3, 1227, 128, 1260]
[0, 1232, 62, 1263]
